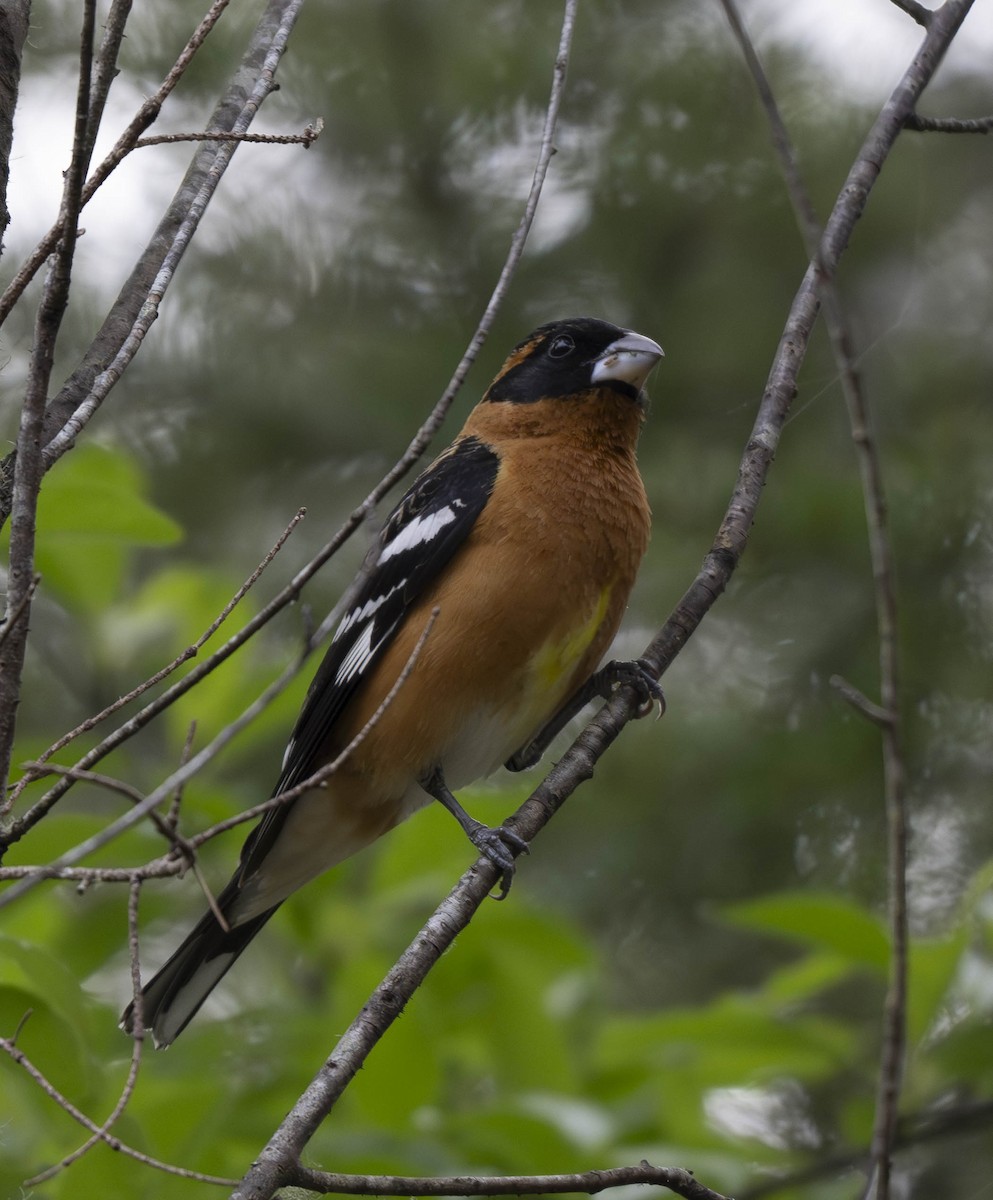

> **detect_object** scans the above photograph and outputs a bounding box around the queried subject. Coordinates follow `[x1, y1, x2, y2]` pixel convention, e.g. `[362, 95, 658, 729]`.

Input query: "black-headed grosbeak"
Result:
[123, 316, 663, 1047]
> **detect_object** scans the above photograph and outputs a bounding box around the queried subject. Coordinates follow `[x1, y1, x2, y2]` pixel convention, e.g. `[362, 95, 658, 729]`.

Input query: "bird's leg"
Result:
[505, 658, 665, 773]
[419, 765, 529, 899]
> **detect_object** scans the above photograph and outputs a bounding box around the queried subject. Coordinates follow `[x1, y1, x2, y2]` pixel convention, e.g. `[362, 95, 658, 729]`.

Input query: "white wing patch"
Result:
[379, 505, 459, 563]
[334, 580, 406, 642]
[334, 622, 377, 686]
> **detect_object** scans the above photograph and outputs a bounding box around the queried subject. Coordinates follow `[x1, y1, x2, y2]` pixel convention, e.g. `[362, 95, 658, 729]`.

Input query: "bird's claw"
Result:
[607, 658, 665, 719]
[469, 823, 530, 900]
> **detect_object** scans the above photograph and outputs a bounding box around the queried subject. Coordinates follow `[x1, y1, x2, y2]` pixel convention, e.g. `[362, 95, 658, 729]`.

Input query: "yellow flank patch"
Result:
[530, 587, 612, 697]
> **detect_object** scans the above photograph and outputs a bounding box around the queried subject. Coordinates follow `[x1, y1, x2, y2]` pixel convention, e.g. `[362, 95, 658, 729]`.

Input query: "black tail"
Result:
[120, 896, 279, 1048]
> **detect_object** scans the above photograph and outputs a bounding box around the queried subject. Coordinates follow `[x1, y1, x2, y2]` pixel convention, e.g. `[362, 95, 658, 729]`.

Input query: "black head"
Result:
[484, 317, 663, 405]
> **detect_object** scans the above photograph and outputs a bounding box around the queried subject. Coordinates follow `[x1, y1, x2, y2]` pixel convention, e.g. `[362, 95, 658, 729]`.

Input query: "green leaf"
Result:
[722, 892, 890, 971]
[21, 443, 182, 613]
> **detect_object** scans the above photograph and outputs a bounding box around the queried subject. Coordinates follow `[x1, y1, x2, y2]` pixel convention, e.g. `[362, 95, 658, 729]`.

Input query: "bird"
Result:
[122, 316, 664, 1047]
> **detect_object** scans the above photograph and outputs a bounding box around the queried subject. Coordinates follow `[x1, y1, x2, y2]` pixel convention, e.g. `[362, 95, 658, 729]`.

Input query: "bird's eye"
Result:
[548, 334, 575, 358]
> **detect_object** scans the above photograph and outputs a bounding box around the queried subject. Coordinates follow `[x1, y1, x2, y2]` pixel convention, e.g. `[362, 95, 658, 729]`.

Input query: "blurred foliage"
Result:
[2, 1, 993, 1198]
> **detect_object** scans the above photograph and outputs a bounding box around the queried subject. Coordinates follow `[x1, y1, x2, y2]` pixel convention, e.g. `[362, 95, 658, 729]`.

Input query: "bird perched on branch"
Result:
[122, 316, 664, 1047]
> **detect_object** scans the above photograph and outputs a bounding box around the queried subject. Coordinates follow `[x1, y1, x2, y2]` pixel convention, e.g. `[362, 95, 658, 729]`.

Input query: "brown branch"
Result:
[287, 1163, 730, 1200]
[829, 674, 895, 728]
[0, 859, 182, 883]
[82, 0, 134, 167]
[134, 121, 324, 149]
[905, 112, 993, 133]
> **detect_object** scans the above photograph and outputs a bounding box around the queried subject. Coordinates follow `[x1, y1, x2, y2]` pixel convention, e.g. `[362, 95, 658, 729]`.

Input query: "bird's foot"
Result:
[420, 765, 529, 898]
[464, 820, 530, 900]
[599, 657, 665, 719]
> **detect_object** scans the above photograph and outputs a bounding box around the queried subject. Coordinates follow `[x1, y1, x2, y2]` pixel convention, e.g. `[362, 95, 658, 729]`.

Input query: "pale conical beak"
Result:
[590, 330, 665, 392]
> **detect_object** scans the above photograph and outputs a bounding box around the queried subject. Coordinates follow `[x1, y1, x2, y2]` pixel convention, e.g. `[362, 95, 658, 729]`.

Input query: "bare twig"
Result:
[905, 112, 993, 133]
[0, 859, 182, 882]
[82, 0, 134, 166]
[829, 675, 895, 728]
[134, 120, 324, 148]
[889, 0, 933, 26]
[287, 1163, 730, 1200]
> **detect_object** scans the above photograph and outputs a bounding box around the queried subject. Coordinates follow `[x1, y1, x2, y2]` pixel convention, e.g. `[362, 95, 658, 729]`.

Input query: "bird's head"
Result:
[484, 317, 664, 408]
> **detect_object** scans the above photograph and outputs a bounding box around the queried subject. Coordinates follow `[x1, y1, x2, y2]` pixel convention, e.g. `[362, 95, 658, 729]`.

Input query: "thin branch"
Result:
[830, 674, 895, 728]
[905, 112, 993, 133]
[134, 121, 324, 148]
[83, 0, 134, 166]
[889, 0, 933, 26]
[0, 859, 182, 882]
[287, 1163, 730, 1200]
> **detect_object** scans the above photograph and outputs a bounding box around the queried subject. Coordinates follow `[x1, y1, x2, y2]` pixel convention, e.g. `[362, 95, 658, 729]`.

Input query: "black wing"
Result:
[234, 435, 499, 880]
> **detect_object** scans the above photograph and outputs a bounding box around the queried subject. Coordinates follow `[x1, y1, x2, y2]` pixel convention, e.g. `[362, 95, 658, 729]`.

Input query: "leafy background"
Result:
[1, 1, 992, 1197]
